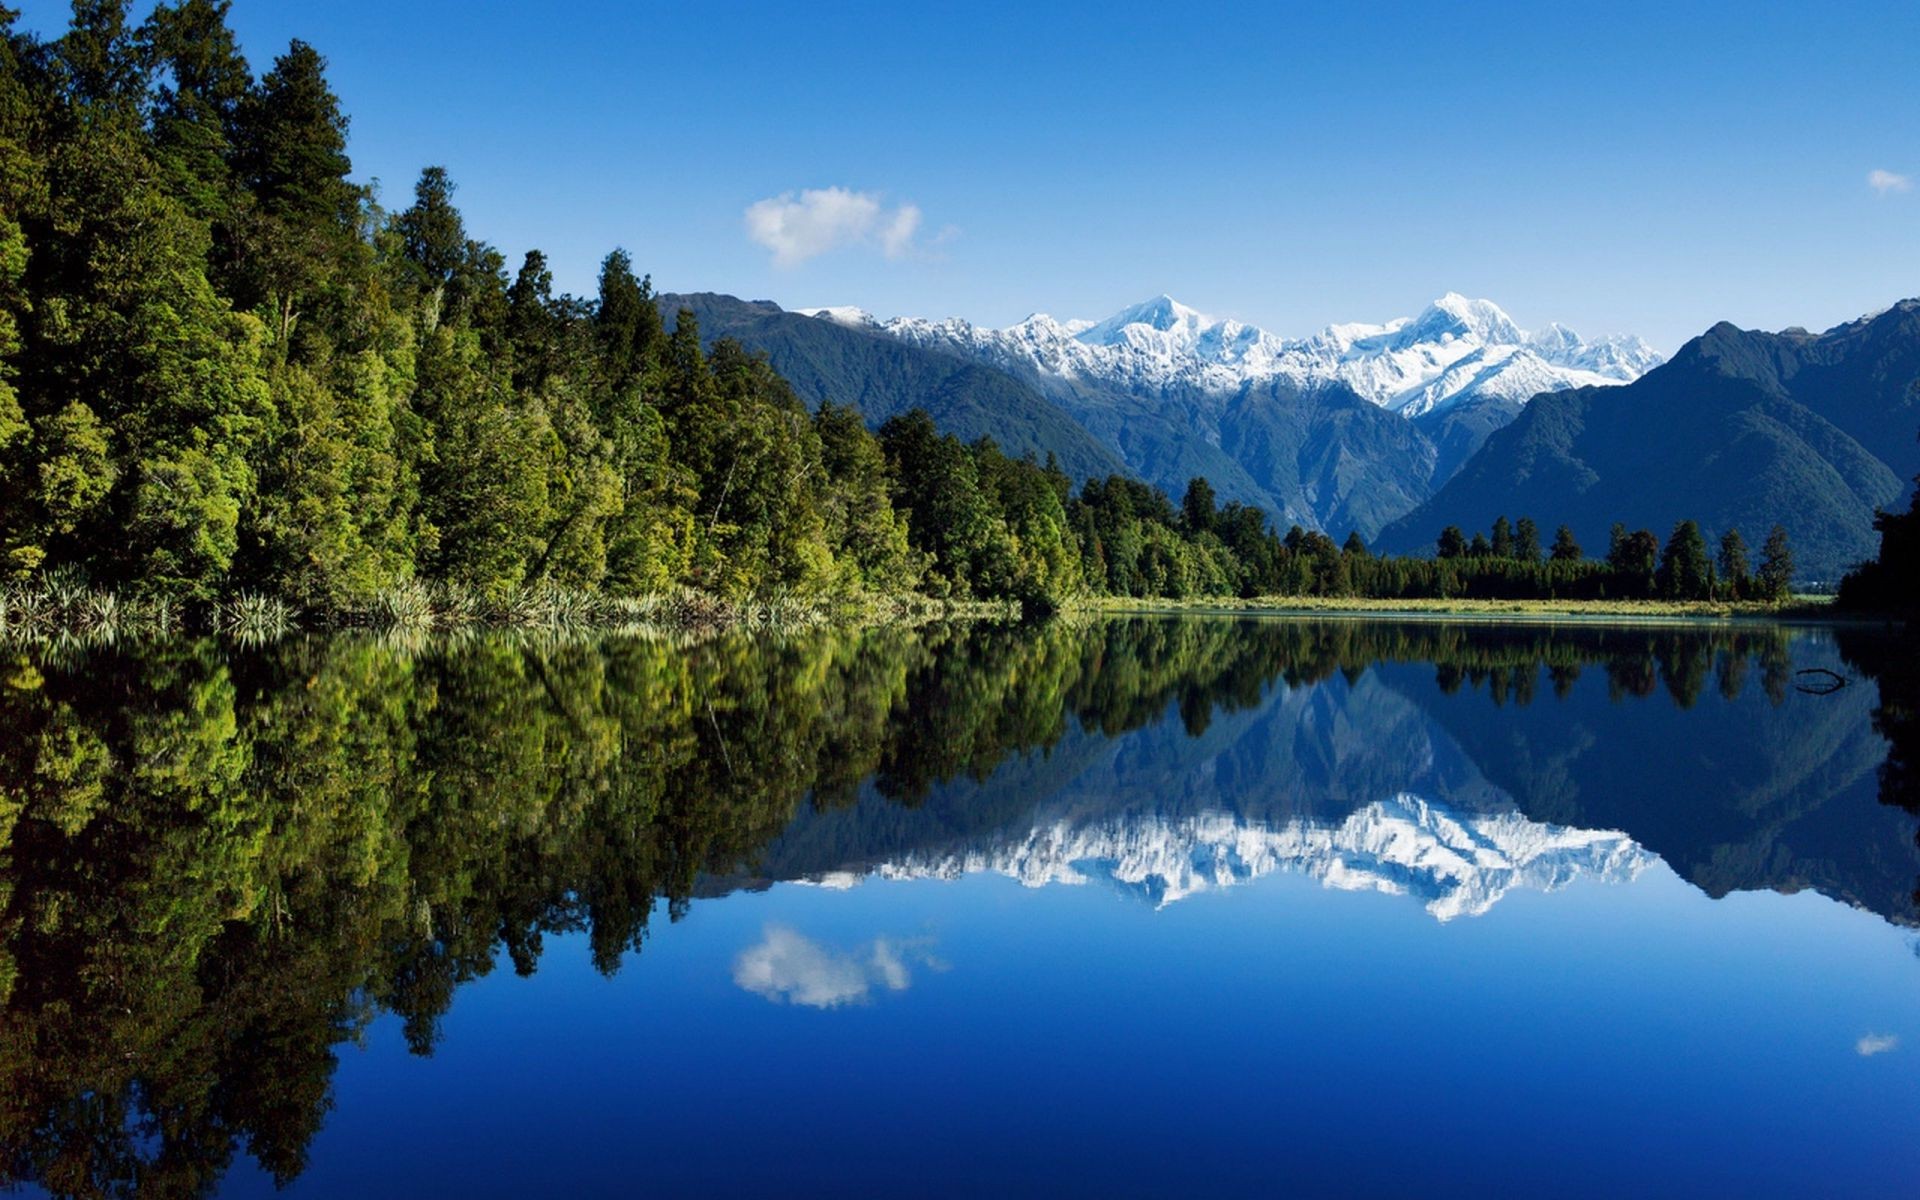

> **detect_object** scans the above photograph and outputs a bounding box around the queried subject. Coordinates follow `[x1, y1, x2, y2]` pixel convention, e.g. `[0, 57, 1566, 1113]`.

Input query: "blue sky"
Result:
[16, 0, 1920, 350]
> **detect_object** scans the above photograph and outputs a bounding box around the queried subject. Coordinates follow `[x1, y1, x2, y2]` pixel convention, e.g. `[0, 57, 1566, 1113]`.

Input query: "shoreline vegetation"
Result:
[1079, 594, 1879, 624]
[2, 575, 1889, 649]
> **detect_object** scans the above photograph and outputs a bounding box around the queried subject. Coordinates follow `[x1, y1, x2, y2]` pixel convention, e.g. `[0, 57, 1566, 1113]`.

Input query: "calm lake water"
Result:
[2, 617, 1917, 1198]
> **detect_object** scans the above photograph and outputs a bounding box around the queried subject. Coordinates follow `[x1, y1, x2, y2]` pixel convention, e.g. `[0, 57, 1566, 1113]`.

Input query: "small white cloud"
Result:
[744, 187, 937, 267]
[1856, 1033, 1899, 1056]
[1867, 169, 1911, 195]
[731, 925, 941, 1008]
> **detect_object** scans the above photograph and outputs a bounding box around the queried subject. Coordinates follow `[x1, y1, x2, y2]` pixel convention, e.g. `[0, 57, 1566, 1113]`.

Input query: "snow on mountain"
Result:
[793, 305, 879, 329]
[824, 291, 1662, 417]
[804, 793, 1651, 921]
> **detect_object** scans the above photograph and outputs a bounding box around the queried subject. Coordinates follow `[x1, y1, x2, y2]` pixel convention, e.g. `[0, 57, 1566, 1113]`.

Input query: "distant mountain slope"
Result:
[658, 293, 1128, 483]
[1376, 303, 1920, 580]
[801, 292, 1659, 538]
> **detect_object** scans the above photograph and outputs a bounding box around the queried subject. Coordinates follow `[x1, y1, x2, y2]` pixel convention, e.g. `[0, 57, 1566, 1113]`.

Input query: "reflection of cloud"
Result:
[1856, 1033, 1899, 1057]
[732, 925, 941, 1008]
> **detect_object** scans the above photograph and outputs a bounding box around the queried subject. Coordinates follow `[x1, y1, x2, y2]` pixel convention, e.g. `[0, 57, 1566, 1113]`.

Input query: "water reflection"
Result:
[0, 617, 1914, 1196]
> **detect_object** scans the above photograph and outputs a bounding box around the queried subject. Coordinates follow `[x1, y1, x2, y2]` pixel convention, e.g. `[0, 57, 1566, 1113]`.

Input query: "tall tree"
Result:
[1758, 525, 1795, 600]
[1514, 516, 1541, 564]
[1491, 515, 1514, 559]
[1550, 525, 1582, 562]
[1656, 520, 1714, 600]
[1718, 528, 1750, 599]
[1181, 476, 1216, 535]
[231, 38, 356, 338]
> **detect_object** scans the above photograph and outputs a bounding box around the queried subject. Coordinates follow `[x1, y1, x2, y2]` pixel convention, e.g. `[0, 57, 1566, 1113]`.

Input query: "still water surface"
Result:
[2, 617, 1916, 1197]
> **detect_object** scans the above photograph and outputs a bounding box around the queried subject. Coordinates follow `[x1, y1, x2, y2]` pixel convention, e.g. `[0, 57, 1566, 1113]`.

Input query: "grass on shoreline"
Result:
[0, 578, 1016, 646]
[3, 576, 1882, 647]
[1074, 593, 1851, 622]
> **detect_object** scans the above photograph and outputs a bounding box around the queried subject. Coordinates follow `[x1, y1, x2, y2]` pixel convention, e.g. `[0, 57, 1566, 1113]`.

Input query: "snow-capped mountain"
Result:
[802, 793, 1652, 922]
[801, 292, 1662, 419]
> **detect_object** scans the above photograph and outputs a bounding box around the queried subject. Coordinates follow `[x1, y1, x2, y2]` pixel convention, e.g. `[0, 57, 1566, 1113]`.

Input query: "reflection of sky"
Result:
[217, 860, 1920, 1198]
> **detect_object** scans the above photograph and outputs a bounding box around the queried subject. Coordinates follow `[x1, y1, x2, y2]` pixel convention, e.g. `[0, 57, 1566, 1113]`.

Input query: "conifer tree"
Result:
[1550, 525, 1582, 562]
[1514, 517, 1541, 564]
[1718, 528, 1750, 599]
[1758, 525, 1795, 600]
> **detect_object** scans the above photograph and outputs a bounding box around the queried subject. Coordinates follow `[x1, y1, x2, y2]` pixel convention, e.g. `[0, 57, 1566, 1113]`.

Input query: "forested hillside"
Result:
[658, 293, 1128, 484]
[1377, 307, 1920, 581]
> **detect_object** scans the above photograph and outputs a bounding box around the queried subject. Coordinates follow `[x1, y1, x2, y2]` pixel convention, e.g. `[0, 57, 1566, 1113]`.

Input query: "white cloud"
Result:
[744, 188, 938, 266]
[731, 925, 941, 1008]
[1867, 169, 1911, 195]
[1856, 1032, 1899, 1056]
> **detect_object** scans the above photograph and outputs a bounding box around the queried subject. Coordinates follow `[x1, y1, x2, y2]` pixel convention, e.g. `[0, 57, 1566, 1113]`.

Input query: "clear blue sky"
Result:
[16, 0, 1920, 350]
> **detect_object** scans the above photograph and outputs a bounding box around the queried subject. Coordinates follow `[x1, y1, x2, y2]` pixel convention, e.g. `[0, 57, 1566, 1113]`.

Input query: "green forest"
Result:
[0, 5, 1868, 622]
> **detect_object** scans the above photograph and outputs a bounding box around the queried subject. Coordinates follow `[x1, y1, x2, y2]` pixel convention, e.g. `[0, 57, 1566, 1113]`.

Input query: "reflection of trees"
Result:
[1839, 626, 1920, 903]
[0, 619, 1861, 1195]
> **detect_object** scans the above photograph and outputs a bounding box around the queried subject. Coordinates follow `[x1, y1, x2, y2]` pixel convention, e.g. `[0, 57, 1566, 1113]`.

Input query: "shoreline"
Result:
[4, 581, 1905, 645]
[1075, 594, 1903, 628]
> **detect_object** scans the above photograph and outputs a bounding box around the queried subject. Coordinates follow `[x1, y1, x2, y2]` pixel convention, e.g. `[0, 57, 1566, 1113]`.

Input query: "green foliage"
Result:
[1656, 520, 1714, 600]
[1758, 524, 1795, 600]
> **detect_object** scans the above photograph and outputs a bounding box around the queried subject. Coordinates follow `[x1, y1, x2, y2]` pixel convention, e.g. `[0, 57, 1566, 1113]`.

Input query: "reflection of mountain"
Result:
[729, 626, 1920, 928]
[1378, 635, 1918, 924]
[864, 797, 1650, 921]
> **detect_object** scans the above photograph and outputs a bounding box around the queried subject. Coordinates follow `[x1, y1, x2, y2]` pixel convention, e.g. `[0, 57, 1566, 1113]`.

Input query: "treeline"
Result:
[1415, 515, 1796, 602]
[1838, 442, 1918, 612]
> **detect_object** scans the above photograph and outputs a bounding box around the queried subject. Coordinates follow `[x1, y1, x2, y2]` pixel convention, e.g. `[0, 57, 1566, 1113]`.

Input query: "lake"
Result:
[1, 617, 1916, 1197]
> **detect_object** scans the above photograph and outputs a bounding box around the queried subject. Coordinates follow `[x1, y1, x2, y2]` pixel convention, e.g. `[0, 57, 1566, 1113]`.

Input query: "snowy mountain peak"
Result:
[1403, 293, 1525, 347]
[840, 292, 1662, 418]
[794, 305, 877, 329]
[1078, 294, 1212, 345]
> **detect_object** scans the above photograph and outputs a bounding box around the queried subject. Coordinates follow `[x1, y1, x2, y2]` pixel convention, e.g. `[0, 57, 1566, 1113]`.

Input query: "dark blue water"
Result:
[2, 618, 1916, 1197]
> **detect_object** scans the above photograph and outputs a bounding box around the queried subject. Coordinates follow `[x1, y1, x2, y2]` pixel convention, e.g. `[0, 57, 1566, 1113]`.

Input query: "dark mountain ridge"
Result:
[1377, 301, 1920, 580]
[659, 293, 1129, 484]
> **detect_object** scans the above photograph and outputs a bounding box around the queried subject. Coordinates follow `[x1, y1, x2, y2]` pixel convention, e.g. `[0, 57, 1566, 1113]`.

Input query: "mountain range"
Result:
[665, 289, 1920, 580]
[1377, 301, 1920, 579]
[665, 291, 1659, 540]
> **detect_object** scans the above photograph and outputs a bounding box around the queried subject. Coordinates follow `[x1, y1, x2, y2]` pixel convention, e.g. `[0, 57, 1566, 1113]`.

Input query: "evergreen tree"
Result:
[1550, 525, 1582, 562]
[1514, 516, 1541, 564]
[1491, 515, 1514, 559]
[1437, 525, 1467, 559]
[395, 165, 466, 293]
[1656, 520, 1714, 600]
[1718, 528, 1750, 599]
[231, 38, 357, 338]
[1181, 476, 1216, 535]
[1758, 524, 1795, 600]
